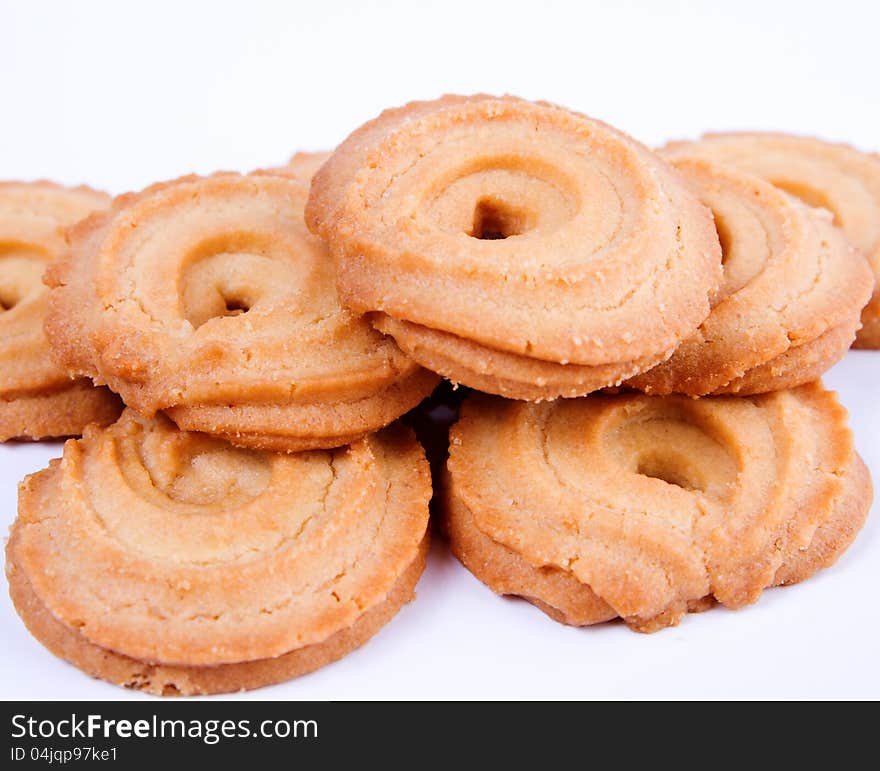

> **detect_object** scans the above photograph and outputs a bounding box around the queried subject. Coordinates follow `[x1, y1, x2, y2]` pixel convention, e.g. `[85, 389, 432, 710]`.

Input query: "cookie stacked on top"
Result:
[4, 94, 876, 694]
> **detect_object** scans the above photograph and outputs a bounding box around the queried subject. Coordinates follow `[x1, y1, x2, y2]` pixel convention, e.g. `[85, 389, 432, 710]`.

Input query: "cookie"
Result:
[306, 94, 722, 399]
[627, 157, 873, 395]
[253, 150, 331, 182]
[444, 384, 871, 632]
[45, 168, 438, 451]
[0, 182, 122, 440]
[286, 151, 331, 180]
[663, 133, 880, 348]
[6, 410, 430, 695]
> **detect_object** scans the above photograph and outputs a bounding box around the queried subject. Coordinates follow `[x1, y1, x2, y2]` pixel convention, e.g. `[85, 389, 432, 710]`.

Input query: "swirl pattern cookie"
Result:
[627, 157, 873, 395]
[663, 133, 880, 348]
[0, 182, 122, 440]
[307, 94, 722, 399]
[6, 410, 430, 695]
[45, 167, 438, 450]
[444, 385, 871, 632]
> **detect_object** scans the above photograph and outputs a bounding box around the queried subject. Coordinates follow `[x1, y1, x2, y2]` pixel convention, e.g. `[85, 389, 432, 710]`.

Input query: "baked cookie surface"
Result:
[307, 94, 722, 399]
[253, 150, 331, 182]
[7, 410, 430, 695]
[0, 182, 121, 440]
[663, 133, 880, 348]
[627, 157, 873, 395]
[444, 385, 871, 632]
[45, 164, 437, 450]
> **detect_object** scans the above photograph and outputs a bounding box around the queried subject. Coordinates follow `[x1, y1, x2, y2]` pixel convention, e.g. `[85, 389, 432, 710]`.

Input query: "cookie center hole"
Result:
[0, 244, 48, 311]
[468, 197, 530, 240]
[138, 420, 272, 507]
[712, 210, 733, 266]
[636, 452, 701, 491]
[223, 295, 250, 316]
[772, 179, 841, 225]
[179, 239, 280, 329]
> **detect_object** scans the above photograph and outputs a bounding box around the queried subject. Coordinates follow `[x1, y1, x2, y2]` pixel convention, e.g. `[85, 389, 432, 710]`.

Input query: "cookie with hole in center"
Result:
[443, 385, 871, 632]
[45, 164, 438, 451]
[662, 132, 880, 349]
[626, 156, 873, 395]
[6, 409, 430, 695]
[306, 94, 722, 400]
[0, 182, 122, 441]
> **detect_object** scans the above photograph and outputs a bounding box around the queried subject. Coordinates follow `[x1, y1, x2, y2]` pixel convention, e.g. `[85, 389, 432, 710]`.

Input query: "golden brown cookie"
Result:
[306, 94, 722, 399]
[627, 157, 873, 395]
[45, 169, 438, 451]
[6, 410, 431, 695]
[286, 151, 331, 180]
[0, 182, 121, 440]
[444, 385, 871, 632]
[663, 133, 880, 348]
[253, 151, 331, 183]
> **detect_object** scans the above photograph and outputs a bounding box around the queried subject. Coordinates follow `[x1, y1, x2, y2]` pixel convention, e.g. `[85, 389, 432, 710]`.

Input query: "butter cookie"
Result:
[628, 157, 873, 395]
[7, 410, 430, 695]
[663, 133, 880, 348]
[444, 385, 870, 632]
[0, 182, 121, 440]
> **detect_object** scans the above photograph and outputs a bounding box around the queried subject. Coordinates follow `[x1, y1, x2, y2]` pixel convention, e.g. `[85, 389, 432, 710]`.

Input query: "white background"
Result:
[1, 0, 878, 699]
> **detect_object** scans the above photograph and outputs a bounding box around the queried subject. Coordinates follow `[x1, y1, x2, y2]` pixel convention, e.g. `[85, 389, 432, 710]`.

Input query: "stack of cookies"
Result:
[4, 94, 877, 694]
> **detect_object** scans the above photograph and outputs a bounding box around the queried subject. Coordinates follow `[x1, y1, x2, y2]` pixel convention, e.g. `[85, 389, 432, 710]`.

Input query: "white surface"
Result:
[1, 0, 878, 700]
